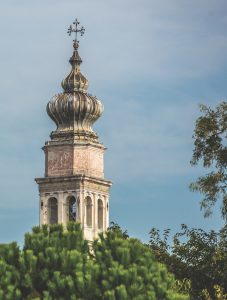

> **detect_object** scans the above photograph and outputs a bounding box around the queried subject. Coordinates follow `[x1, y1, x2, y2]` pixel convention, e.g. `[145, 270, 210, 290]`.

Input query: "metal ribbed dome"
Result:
[47, 41, 103, 142]
[47, 92, 103, 133]
[61, 44, 89, 93]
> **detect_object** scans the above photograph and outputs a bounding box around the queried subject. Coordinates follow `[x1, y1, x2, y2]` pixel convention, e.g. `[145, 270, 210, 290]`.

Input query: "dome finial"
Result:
[67, 18, 85, 48]
[62, 18, 88, 93]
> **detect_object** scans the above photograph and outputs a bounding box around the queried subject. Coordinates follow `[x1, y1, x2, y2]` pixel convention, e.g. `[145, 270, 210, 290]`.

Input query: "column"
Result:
[105, 195, 109, 231]
[42, 195, 49, 225]
[58, 191, 64, 224]
[62, 192, 68, 225]
[94, 193, 98, 238]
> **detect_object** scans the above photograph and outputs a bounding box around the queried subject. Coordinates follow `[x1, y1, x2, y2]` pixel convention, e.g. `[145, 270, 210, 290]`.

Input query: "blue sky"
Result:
[0, 0, 226, 244]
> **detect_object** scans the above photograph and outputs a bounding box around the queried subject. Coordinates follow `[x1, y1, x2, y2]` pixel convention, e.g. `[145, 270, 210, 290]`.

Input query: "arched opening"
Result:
[98, 199, 103, 230]
[86, 197, 92, 227]
[48, 197, 58, 224]
[68, 196, 77, 221]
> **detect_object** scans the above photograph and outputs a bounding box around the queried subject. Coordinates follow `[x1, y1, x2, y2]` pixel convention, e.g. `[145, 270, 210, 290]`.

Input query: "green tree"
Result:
[0, 223, 188, 300]
[0, 243, 21, 299]
[93, 224, 189, 300]
[148, 101, 227, 300]
[190, 102, 227, 220]
[149, 224, 227, 300]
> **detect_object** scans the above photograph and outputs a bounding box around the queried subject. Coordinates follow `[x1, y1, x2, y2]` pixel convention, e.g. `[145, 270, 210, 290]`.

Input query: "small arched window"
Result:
[98, 199, 103, 230]
[86, 197, 92, 227]
[48, 197, 58, 224]
[68, 196, 76, 221]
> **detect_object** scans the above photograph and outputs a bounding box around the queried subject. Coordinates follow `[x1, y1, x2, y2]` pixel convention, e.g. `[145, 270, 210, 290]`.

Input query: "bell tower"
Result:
[35, 19, 112, 241]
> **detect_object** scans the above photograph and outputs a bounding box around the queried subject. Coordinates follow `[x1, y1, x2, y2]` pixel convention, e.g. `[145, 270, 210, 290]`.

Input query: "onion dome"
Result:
[61, 42, 89, 93]
[47, 34, 103, 143]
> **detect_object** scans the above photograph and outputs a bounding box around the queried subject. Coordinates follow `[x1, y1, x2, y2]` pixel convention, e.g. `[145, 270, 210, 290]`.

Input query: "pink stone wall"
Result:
[46, 145, 104, 178]
[73, 146, 104, 178]
[47, 147, 73, 176]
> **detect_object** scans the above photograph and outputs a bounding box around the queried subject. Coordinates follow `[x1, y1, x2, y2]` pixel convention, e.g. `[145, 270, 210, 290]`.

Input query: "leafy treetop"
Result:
[0, 222, 189, 300]
[190, 102, 227, 220]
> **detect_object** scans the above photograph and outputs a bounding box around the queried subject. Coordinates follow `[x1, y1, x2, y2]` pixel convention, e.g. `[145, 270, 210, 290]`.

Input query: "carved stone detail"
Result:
[48, 151, 73, 175]
[73, 146, 104, 178]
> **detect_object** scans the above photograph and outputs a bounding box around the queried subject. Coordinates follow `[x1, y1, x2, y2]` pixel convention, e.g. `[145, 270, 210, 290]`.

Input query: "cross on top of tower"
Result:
[67, 18, 85, 47]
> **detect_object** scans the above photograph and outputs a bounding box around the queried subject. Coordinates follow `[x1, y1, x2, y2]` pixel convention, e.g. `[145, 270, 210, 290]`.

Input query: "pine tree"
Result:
[0, 223, 188, 300]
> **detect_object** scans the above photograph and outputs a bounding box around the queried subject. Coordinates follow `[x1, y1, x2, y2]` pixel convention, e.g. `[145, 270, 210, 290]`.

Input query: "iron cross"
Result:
[67, 18, 85, 43]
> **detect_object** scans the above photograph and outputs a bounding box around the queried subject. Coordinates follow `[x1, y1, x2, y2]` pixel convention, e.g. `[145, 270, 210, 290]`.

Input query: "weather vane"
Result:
[67, 18, 85, 44]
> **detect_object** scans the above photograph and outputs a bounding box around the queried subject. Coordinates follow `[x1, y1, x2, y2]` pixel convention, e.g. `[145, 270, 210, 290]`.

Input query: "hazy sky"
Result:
[0, 0, 226, 244]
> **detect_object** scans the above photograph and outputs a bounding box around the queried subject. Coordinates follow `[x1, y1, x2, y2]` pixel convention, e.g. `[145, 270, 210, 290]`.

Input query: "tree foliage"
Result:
[190, 102, 227, 219]
[149, 224, 227, 300]
[0, 223, 188, 300]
